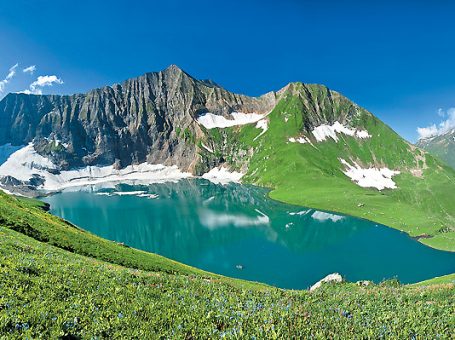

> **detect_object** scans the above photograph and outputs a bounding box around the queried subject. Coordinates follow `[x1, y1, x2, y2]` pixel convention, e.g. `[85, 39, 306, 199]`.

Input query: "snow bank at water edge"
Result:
[0, 144, 192, 191]
[339, 159, 400, 190]
[311, 211, 344, 222]
[289, 210, 311, 216]
[202, 167, 244, 185]
[312, 121, 371, 142]
[197, 112, 265, 129]
[288, 209, 344, 222]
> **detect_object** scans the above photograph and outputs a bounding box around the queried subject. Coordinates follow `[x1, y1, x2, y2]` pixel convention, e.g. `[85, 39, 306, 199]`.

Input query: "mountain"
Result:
[0, 65, 454, 251]
[0, 65, 275, 171]
[416, 130, 455, 169]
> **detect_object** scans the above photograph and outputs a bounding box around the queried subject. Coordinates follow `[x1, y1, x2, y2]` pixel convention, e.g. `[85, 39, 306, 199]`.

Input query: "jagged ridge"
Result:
[0, 65, 275, 171]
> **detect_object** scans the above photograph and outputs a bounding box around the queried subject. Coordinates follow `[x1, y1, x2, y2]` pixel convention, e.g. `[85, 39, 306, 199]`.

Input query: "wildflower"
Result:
[341, 310, 352, 319]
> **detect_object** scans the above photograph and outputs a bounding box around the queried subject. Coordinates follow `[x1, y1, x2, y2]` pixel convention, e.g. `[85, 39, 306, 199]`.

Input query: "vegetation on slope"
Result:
[0, 192, 262, 290]
[413, 273, 455, 286]
[202, 83, 455, 251]
[1, 205, 454, 338]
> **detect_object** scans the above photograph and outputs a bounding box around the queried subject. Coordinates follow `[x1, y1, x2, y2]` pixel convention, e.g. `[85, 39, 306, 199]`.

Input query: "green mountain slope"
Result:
[0, 192, 250, 288]
[417, 129, 455, 170]
[0, 193, 454, 338]
[200, 83, 455, 251]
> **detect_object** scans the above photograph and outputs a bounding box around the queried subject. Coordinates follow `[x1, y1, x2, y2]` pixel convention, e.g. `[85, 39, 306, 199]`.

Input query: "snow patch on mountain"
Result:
[197, 112, 265, 129]
[253, 119, 268, 141]
[0, 143, 25, 165]
[312, 121, 371, 142]
[0, 143, 192, 191]
[339, 159, 400, 190]
[288, 137, 310, 144]
[0, 144, 58, 178]
[202, 166, 244, 185]
[201, 142, 213, 153]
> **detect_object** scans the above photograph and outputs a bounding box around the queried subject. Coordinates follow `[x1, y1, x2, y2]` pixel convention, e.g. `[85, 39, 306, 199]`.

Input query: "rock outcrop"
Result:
[309, 273, 343, 291]
[0, 65, 276, 173]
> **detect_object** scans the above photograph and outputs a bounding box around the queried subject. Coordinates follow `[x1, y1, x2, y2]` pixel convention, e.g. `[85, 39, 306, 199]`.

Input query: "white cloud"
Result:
[6, 63, 18, 79]
[22, 75, 64, 95]
[23, 65, 36, 74]
[0, 63, 19, 93]
[417, 125, 438, 139]
[417, 108, 455, 140]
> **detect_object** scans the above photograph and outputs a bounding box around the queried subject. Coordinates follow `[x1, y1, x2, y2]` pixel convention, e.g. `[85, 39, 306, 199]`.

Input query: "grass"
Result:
[0, 192, 263, 291]
[209, 83, 455, 251]
[1, 219, 454, 338]
[412, 273, 455, 286]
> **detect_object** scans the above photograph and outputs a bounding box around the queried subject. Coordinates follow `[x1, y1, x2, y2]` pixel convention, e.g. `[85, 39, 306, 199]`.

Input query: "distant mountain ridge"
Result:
[416, 129, 455, 169]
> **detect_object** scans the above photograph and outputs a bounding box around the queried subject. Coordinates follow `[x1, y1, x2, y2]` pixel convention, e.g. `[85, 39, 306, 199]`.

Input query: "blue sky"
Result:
[0, 0, 454, 142]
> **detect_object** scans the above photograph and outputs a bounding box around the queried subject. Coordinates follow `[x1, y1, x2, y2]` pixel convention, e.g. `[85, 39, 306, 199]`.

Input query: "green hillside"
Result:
[0, 192, 454, 338]
[202, 83, 455, 251]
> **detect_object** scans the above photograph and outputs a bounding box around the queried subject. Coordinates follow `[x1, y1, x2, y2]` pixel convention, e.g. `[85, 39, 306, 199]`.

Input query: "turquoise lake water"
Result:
[41, 179, 455, 289]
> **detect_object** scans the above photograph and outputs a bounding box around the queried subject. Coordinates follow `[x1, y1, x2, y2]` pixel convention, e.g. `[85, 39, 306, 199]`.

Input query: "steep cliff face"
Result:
[0, 65, 275, 172]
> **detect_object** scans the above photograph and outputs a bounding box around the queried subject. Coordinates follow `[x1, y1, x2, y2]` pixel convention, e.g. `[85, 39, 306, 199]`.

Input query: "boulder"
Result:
[356, 280, 372, 287]
[309, 273, 343, 291]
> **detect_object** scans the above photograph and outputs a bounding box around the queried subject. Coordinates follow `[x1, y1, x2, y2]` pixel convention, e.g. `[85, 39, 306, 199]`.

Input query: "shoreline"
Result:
[264, 190, 455, 254]
[32, 175, 455, 254]
[36, 178, 454, 288]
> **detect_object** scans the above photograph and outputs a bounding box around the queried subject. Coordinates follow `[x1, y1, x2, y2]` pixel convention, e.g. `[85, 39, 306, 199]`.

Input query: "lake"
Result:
[41, 179, 455, 289]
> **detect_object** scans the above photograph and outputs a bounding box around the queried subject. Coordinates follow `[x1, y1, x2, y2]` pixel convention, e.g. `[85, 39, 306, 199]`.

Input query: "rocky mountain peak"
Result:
[164, 64, 185, 74]
[0, 66, 277, 173]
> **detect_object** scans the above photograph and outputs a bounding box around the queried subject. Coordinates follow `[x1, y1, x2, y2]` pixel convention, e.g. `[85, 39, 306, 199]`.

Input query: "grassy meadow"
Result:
[0, 193, 454, 338]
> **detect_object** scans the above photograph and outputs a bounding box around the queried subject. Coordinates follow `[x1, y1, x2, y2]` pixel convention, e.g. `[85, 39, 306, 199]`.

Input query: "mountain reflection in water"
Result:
[42, 179, 455, 289]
